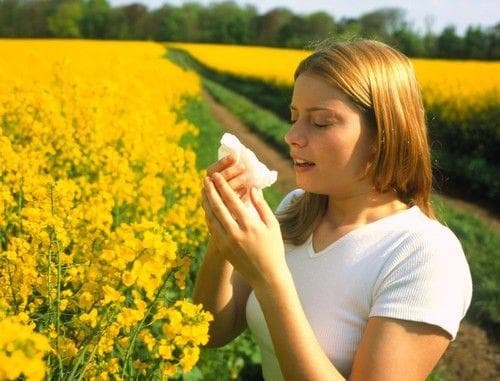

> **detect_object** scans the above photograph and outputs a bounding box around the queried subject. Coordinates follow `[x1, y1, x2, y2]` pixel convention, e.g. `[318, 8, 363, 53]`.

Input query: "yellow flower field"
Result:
[167, 42, 309, 85]
[168, 42, 500, 113]
[0, 39, 211, 380]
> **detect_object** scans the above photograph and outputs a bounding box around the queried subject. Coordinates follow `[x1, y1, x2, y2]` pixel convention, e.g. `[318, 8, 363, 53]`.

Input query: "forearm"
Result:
[193, 239, 245, 347]
[253, 269, 346, 381]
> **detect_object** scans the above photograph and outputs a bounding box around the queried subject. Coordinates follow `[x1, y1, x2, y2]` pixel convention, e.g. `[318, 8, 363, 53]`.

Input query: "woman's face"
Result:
[285, 73, 375, 197]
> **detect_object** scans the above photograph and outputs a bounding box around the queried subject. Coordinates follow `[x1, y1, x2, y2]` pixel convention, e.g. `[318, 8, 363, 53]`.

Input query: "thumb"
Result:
[250, 187, 273, 225]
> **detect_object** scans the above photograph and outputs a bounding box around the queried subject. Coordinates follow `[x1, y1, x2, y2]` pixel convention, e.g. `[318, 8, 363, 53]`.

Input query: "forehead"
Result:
[291, 73, 357, 112]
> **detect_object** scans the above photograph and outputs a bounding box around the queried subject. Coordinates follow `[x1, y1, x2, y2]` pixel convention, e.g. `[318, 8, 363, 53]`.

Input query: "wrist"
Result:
[206, 238, 233, 267]
[252, 261, 294, 301]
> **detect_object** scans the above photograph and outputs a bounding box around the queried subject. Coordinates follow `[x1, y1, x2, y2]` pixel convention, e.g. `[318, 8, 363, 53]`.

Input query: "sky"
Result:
[107, 0, 499, 35]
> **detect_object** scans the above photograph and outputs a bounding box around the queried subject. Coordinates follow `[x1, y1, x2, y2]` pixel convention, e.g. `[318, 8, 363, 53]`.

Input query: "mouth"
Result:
[293, 158, 316, 168]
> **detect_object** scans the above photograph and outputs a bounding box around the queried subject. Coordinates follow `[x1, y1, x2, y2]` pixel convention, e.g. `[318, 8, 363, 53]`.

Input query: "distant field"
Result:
[167, 42, 500, 107]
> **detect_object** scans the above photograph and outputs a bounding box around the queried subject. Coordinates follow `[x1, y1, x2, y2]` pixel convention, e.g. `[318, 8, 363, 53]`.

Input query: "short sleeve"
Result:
[370, 227, 473, 340]
[275, 188, 304, 214]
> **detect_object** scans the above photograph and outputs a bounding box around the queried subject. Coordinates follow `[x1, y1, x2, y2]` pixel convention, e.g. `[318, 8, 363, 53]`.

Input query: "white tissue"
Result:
[217, 133, 278, 220]
[218, 133, 278, 189]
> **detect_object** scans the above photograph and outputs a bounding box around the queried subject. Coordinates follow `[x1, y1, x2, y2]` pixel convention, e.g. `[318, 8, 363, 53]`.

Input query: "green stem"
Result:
[145, 359, 163, 379]
[49, 183, 64, 378]
[7, 266, 20, 314]
[47, 235, 53, 374]
[76, 336, 100, 381]
[53, 226, 64, 379]
[121, 271, 172, 378]
[67, 344, 89, 380]
[18, 178, 24, 231]
[67, 306, 114, 379]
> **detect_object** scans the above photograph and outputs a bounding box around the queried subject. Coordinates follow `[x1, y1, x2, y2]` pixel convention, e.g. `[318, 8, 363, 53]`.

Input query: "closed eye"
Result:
[290, 120, 330, 127]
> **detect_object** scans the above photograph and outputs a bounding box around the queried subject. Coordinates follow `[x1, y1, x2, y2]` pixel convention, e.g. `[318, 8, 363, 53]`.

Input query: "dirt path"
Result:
[202, 89, 499, 380]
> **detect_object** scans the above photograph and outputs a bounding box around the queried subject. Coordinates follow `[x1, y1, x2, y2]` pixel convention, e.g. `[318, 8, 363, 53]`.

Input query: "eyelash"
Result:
[290, 120, 330, 128]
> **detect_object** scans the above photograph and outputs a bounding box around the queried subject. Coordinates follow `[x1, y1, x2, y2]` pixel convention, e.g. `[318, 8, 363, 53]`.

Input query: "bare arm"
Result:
[194, 154, 253, 347]
[193, 238, 251, 347]
[349, 316, 450, 380]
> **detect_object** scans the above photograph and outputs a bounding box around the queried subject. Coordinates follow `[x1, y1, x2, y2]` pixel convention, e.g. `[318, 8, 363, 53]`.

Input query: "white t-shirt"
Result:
[246, 189, 473, 380]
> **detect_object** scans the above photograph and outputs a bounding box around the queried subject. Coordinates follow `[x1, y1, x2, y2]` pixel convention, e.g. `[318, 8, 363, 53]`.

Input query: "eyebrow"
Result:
[289, 105, 335, 112]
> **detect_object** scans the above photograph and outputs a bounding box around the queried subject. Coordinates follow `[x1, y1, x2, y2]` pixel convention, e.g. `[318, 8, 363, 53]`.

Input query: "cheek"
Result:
[320, 133, 372, 175]
[321, 135, 359, 167]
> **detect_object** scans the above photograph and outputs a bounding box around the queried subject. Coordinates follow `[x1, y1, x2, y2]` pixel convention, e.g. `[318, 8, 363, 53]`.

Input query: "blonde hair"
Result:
[278, 39, 434, 245]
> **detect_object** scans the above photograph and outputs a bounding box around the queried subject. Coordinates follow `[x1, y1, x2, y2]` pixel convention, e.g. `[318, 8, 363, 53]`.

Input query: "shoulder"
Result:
[380, 207, 470, 280]
[275, 188, 305, 214]
[371, 207, 473, 340]
[378, 206, 464, 256]
[399, 208, 465, 259]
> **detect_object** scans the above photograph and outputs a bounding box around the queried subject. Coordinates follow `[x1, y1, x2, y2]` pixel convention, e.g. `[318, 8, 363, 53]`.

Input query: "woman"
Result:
[194, 39, 472, 380]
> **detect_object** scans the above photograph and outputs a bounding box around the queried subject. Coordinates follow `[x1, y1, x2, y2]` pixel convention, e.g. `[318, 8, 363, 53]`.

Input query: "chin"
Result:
[295, 177, 322, 194]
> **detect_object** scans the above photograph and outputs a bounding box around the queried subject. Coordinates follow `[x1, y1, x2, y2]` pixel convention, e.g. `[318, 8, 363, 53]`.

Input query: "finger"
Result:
[220, 162, 246, 182]
[250, 187, 274, 226]
[204, 176, 240, 233]
[202, 185, 230, 232]
[211, 173, 250, 227]
[201, 190, 212, 220]
[201, 190, 217, 230]
[202, 179, 231, 239]
[202, 192, 226, 236]
[227, 174, 249, 193]
[207, 154, 236, 176]
[202, 193, 233, 252]
[202, 177, 236, 230]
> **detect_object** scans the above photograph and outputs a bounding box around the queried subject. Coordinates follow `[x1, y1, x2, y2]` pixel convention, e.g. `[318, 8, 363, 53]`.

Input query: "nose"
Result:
[284, 121, 307, 148]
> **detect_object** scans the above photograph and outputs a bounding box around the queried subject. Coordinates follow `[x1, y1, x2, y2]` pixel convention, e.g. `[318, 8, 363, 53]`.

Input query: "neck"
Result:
[323, 187, 408, 229]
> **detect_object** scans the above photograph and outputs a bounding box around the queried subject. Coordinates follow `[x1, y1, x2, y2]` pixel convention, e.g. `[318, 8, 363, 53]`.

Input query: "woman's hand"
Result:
[203, 154, 252, 253]
[206, 154, 251, 201]
[201, 172, 287, 288]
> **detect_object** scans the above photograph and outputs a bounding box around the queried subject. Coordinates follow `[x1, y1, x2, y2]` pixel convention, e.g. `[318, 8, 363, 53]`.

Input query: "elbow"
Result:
[204, 315, 245, 348]
[204, 325, 238, 348]
[204, 336, 231, 349]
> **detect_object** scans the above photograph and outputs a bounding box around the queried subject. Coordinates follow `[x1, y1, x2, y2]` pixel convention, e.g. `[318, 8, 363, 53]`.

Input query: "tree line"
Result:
[1, 0, 498, 59]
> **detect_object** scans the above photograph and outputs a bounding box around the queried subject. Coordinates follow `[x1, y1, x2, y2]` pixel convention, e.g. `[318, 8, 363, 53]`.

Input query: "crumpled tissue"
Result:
[217, 133, 278, 218]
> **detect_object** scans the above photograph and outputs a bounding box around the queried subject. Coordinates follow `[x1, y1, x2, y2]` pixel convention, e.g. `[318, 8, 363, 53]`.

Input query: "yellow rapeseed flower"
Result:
[0, 39, 211, 378]
[0, 315, 51, 381]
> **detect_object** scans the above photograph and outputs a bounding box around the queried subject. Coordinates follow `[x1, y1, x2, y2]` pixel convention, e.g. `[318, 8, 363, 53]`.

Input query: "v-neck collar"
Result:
[307, 206, 420, 258]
